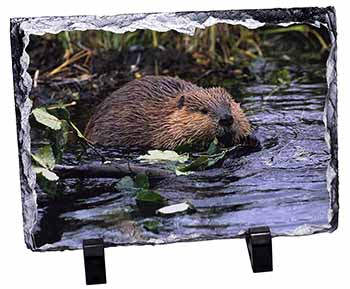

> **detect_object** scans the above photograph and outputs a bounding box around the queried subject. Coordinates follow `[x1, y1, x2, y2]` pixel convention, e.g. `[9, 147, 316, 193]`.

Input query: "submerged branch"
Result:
[53, 163, 174, 179]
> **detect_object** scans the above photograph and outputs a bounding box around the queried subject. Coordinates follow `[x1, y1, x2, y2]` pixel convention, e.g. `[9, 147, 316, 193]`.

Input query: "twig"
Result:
[40, 74, 94, 86]
[48, 50, 90, 76]
[53, 163, 173, 179]
[47, 101, 77, 110]
[194, 69, 225, 83]
[72, 64, 91, 74]
[33, 70, 40, 88]
[83, 141, 107, 163]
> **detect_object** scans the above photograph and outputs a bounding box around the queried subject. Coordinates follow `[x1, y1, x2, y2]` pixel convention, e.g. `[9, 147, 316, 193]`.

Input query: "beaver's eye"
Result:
[177, 95, 185, 109]
[199, 107, 208, 114]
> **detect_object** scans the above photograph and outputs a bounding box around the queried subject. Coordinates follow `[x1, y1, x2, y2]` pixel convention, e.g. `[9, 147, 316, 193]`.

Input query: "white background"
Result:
[1, 0, 349, 288]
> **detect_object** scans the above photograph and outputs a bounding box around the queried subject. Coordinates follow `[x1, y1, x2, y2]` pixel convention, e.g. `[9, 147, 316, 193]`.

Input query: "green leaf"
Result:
[31, 145, 56, 169]
[177, 156, 209, 172]
[176, 148, 230, 173]
[53, 106, 88, 141]
[115, 176, 135, 190]
[137, 150, 188, 164]
[34, 167, 58, 196]
[135, 174, 150, 190]
[32, 107, 62, 130]
[136, 190, 165, 203]
[33, 166, 59, 181]
[143, 220, 160, 233]
[268, 68, 291, 85]
[207, 138, 220, 155]
[60, 120, 70, 145]
[49, 105, 88, 142]
[49, 120, 70, 162]
[175, 169, 192, 176]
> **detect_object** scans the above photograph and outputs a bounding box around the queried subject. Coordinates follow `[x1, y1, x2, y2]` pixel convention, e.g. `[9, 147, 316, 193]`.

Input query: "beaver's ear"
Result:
[177, 95, 185, 109]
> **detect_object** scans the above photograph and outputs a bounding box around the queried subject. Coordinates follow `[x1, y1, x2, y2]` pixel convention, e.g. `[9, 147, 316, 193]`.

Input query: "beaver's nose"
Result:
[219, 114, 234, 127]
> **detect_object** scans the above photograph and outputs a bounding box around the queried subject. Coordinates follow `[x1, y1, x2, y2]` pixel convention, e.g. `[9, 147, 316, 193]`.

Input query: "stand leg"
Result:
[245, 226, 273, 273]
[83, 239, 107, 285]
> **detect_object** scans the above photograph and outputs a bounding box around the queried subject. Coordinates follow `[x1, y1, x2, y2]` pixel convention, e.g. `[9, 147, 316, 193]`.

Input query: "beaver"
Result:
[85, 76, 253, 150]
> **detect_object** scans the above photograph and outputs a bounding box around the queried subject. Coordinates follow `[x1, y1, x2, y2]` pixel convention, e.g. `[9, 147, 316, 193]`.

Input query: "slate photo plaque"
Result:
[10, 7, 338, 251]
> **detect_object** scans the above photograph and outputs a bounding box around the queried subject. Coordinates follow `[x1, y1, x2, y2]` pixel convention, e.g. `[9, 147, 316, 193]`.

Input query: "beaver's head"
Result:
[155, 87, 252, 149]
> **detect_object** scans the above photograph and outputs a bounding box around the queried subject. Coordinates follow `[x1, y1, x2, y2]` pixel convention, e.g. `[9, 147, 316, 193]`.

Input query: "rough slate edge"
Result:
[9, 6, 338, 251]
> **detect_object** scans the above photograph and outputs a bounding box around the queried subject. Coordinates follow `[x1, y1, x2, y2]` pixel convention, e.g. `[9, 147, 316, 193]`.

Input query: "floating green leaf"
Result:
[32, 107, 62, 130]
[133, 174, 166, 215]
[207, 138, 221, 155]
[268, 68, 291, 85]
[177, 155, 209, 172]
[59, 120, 70, 145]
[137, 150, 188, 164]
[34, 167, 58, 196]
[49, 120, 70, 162]
[52, 106, 88, 141]
[31, 145, 56, 169]
[175, 169, 192, 176]
[176, 148, 230, 173]
[115, 176, 135, 190]
[135, 174, 150, 190]
[143, 220, 160, 233]
[135, 189, 166, 216]
[136, 190, 165, 203]
[33, 166, 59, 181]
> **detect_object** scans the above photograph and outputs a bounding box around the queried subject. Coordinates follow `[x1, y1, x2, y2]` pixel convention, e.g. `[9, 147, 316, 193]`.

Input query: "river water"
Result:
[32, 64, 331, 251]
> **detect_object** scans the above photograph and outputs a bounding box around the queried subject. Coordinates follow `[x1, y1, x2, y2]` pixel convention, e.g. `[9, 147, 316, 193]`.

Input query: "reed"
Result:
[40, 23, 330, 78]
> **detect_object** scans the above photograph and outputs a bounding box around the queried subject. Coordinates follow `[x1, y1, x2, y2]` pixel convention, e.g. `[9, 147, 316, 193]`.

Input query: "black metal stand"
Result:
[81, 228, 272, 284]
[246, 226, 273, 273]
[83, 239, 107, 285]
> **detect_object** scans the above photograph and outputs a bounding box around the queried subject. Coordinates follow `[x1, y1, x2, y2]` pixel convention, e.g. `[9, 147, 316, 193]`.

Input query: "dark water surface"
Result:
[33, 68, 331, 251]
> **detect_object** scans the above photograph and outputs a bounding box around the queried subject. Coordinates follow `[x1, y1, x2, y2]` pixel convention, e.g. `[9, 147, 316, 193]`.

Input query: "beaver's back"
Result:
[84, 76, 199, 146]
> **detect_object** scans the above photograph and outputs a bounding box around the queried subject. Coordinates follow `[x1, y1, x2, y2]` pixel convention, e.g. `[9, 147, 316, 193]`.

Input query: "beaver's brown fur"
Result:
[85, 76, 252, 150]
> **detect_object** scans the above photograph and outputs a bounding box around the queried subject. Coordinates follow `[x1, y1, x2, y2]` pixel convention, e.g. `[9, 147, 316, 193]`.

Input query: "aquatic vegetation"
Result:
[28, 23, 329, 83]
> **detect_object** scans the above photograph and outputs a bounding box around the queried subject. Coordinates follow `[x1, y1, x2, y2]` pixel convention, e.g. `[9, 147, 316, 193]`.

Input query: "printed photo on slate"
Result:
[10, 7, 338, 251]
